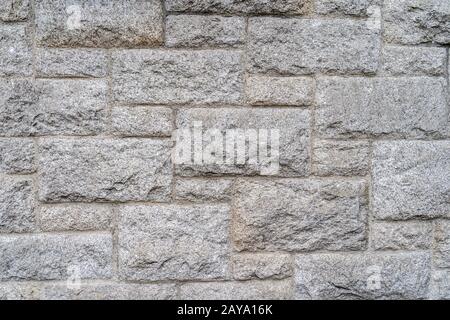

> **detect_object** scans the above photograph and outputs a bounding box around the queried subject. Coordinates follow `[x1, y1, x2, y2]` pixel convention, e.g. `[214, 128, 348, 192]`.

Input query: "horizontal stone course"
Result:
[371, 222, 433, 250]
[174, 178, 234, 202]
[316, 0, 381, 17]
[231, 253, 292, 280]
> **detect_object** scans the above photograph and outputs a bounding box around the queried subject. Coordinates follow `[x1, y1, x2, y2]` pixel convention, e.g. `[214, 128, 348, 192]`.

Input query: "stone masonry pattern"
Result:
[0, 0, 449, 300]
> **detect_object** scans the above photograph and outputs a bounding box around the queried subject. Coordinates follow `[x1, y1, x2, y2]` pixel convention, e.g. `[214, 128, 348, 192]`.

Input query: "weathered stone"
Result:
[38, 138, 172, 202]
[0, 233, 112, 280]
[0, 139, 35, 174]
[39, 204, 112, 232]
[41, 283, 177, 300]
[0, 177, 35, 233]
[166, 0, 312, 14]
[176, 108, 311, 176]
[381, 46, 447, 76]
[110, 106, 173, 137]
[384, 0, 450, 44]
[180, 280, 293, 300]
[0, 283, 39, 300]
[36, 49, 108, 78]
[0, 0, 29, 21]
[233, 179, 368, 252]
[435, 220, 450, 268]
[248, 18, 380, 75]
[246, 77, 314, 106]
[166, 15, 245, 48]
[316, 77, 448, 138]
[430, 271, 450, 300]
[232, 253, 292, 280]
[119, 204, 230, 281]
[0, 24, 32, 76]
[371, 222, 433, 250]
[313, 140, 370, 176]
[35, 0, 163, 47]
[295, 252, 431, 300]
[174, 178, 233, 202]
[0, 79, 107, 136]
[316, 0, 381, 16]
[373, 141, 450, 220]
[112, 50, 243, 104]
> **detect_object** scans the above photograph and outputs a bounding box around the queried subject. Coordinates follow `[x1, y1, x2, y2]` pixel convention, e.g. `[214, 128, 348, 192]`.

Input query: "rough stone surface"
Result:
[39, 204, 112, 232]
[176, 108, 311, 176]
[35, 0, 163, 47]
[316, 0, 381, 16]
[0, 24, 32, 76]
[316, 77, 448, 139]
[38, 139, 172, 202]
[166, 15, 245, 48]
[246, 77, 314, 106]
[371, 222, 433, 250]
[0, 139, 35, 174]
[0, 233, 112, 280]
[248, 18, 380, 75]
[294, 252, 431, 300]
[430, 271, 450, 300]
[0, 0, 30, 21]
[435, 220, 450, 268]
[0, 283, 39, 300]
[384, 0, 450, 44]
[119, 204, 230, 281]
[174, 178, 234, 202]
[0, 79, 107, 137]
[36, 49, 108, 78]
[232, 254, 292, 280]
[110, 106, 173, 137]
[233, 179, 368, 252]
[112, 50, 243, 105]
[0, 177, 35, 233]
[180, 280, 293, 300]
[313, 140, 370, 176]
[373, 141, 450, 220]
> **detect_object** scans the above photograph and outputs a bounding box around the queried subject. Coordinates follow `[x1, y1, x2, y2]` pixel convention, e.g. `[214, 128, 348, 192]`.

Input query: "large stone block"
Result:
[38, 138, 172, 202]
[373, 141, 450, 220]
[316, 77, 448, 138]
[112, 50, 243, 104]
[174, 178, 234, 202]
[35, 0, 163, 47]
[233, 179, 368, 251]
[248, 18, 380, 75]
[0, 79, 107, 136]
[0, 25, 32, 76]
[119, 204, 230, 281]
[231, 253, 292, 280]
[371, 222, 433, 250]
[0, 0, 29, 21]
[0, 233, 112, 280]
[316, 0, 381, 17]
[0, 139, 35, 174]
[435, 220, 450, 268]
[295, 252, 431, 299]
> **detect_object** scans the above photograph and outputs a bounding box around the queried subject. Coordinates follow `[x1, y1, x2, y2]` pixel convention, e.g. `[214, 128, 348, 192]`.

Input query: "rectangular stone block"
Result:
[384, 0, 450, 44]
[246, 77, 314, 106]
[112, 50, 243, 104]
[110, 106, 173, 137]
[233, 179, 368, 252]
[430, 271, 450, 300]
[371, 222, 433, 250]
[119, 204, 230, 281]
[232, 253, 292, 280]
[176, 108, 311, 176]
[38, 138, 172, 202]
[0, 138, 35, 174]
[174, 178, 233, 202]
[373, 141, 450, 220]
[0, 283, 39, 300]
[435, 220, 450, 268]
[166, 15, 245, 48]
[316, 0, 381, 16]
[0, 233, 112, 280]
[316, 77, 448, 138]
[0, 79, 107, 136]
[0, 177, 35, 233]
[381, 46, 447, 76]
[39, 204, 112, 232]
[0, 0, 30, 21]
[313, 140, 370, 176]
[35, 0, 163, 47]
[248, 18, 380, 75]
[166, 0, 312, 14]
[0, 25, 32, 76]
[180, 280, 293, 300]
[295, 252, 431, 300]
[36, 49, 108, 78]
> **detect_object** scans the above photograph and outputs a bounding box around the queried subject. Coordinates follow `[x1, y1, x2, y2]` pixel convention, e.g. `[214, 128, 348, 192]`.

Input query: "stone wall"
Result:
[0, 0, 449, 300]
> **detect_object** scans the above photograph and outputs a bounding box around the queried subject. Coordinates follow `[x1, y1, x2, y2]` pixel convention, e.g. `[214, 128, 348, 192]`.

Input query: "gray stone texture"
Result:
[0, 24, 32, 76]
[0, 0, 30, 21]
[430, 271, 450, 300]
[0, 283, 39, 300]
[371, 222, 433, 250]
[316, 0, 381, 16]
[0, 139, 35, 174]
[232, 253, 292, 280]
[174, 178, 234, 202]
[435, 220, 450, 268]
